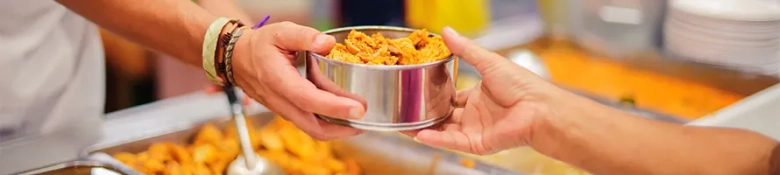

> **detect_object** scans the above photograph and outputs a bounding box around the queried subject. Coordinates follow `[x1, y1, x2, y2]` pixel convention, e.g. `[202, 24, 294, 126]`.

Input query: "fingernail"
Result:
[348, 107, 364, 119]
[443, 26, 461, 37]
[413, 137, 421, 143]
[314, 34, 330, 48]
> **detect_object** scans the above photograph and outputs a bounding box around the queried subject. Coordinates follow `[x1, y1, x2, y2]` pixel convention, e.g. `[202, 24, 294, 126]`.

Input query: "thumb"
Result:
[441, 26, 511, 76]
[270, 22, 336, 55]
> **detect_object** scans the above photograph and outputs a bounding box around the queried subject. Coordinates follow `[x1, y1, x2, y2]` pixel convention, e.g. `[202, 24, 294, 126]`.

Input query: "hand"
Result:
[230, 22, 366, 140]
[405, 27, 565, 155]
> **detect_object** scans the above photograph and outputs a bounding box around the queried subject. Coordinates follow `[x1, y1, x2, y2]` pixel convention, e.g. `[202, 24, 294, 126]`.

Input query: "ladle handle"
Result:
[223, 86, 258, 170]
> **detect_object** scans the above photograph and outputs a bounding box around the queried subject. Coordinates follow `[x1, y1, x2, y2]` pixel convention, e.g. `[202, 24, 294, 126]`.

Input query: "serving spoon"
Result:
[222, 86, 284, 175]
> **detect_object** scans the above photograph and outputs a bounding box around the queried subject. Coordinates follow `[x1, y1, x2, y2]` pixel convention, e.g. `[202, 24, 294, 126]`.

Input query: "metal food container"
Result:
[306, 26, 458, 131]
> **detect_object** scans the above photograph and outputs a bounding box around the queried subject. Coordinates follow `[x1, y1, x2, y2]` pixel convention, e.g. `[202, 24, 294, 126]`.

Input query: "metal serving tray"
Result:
[16, 160, 129, 175]
[87, 112, 520, 175]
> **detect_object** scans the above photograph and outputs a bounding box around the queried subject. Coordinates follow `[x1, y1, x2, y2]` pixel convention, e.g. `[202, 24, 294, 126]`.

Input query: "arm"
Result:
[197, 0, 254, 24]
[531, 93, 780, 175]
[56, 0, 216, 66]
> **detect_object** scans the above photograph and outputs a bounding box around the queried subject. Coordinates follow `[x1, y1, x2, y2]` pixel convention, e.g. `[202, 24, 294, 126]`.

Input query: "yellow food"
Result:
[113, 117, 361, 175]
[531, 41, 744, 119]
[326, 29, 451, 65]
[459, 158, 476, 168]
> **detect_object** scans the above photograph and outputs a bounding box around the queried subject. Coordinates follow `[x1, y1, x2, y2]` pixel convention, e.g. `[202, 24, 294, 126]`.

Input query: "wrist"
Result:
[229, 29, 256, 88]
[527, 89, 605, 157]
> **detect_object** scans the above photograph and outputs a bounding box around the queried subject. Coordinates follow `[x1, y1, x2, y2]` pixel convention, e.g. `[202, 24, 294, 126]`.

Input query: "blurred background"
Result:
[99, 0, 780, 174]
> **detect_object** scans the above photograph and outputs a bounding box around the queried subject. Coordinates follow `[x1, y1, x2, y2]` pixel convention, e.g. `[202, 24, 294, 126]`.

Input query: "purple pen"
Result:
[252, 15, 271, 29]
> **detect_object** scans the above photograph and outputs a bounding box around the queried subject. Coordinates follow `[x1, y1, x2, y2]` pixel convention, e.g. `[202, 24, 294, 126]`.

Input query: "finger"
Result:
[271, 22, 335, 55]
[399, 130, 421, 138]
[272, 66, 366, 120]
[317, 119, 364, 139]
[402, 107, 464, 138]
[264, 93, 359, 140]
[441, 26, 509, 74]
[453, 87, 474, 107]
[450, 108, 464, 124]
[306, 61, 368, 107]
[416, 130, 472, 153]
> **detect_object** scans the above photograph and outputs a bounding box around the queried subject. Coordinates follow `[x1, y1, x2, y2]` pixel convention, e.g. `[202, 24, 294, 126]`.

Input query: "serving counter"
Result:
[15, 57, 779, 175]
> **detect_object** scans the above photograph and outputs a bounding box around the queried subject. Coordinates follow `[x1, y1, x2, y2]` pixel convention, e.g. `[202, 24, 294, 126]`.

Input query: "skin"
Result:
[55, 0, 364, 140]
[407, 26, 780, 175]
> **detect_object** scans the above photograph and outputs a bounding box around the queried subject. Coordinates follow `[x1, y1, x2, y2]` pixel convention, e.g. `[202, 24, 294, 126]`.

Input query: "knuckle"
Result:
[278, 21, 295, 26]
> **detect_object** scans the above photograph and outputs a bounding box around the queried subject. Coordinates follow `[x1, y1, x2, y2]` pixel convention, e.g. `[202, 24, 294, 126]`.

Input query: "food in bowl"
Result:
[112, 117, 360, 175]
[307, 26, 457, 131]
[325, 29, 451, 65]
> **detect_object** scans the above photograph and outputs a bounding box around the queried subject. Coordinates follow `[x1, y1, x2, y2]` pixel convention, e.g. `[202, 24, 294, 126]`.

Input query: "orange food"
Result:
[459, 158, 476, 168]
[326, 29, 451, 65]
[532, 41, 745, 119]
[112, 116, 360, 175]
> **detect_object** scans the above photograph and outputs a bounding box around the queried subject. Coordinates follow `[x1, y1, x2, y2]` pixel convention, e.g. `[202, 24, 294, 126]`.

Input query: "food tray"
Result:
[16, 160, 129, 175]
[457, 61, 688, 124]
[87, 112, 520, 175]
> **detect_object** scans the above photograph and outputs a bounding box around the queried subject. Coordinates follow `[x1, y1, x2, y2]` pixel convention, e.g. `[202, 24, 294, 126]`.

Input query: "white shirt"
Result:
[0, 0, 105, 173]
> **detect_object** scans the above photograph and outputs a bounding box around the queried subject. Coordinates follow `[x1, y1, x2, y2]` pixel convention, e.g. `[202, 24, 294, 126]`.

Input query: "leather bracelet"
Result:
[202, 17, 231, 86]
[216, 20, 242, 83]
[225, 15, 272, 86]
[224, 27, 245, 86]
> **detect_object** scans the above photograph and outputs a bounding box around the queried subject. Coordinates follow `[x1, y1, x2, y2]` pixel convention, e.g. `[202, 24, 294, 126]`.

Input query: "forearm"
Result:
[56, 0, 216, 66]
[197, 0, 254, 24]
[531, 92, 778, 175]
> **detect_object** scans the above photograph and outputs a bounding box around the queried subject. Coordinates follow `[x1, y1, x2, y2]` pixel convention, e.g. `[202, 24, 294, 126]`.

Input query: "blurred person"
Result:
[406, 27, 780, 175]
[0, 0, 363, 151]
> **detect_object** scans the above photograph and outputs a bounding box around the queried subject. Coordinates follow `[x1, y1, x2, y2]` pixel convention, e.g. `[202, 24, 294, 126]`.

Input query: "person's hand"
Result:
[405, 27, 566, 155]
[230, 22, 366, 140]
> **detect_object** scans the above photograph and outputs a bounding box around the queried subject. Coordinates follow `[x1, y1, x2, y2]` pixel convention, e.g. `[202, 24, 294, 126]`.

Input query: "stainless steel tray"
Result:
[16, 160, 128, 175]
[87, 112, 520, 175]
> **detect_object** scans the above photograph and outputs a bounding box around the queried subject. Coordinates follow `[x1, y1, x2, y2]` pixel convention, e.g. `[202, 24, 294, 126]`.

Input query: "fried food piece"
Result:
[148, 143, 172, 161]
[194, 123, 223, 146]
[416, 35, 451, 64]
[389, 38, 418, 65]
[459, 158, 476, 168]
[344, 158, 362, 175]
[167, 143, 193, 165]
[192, 144, 219, 164]
[259, 128, 285, 151]
[113, 116, 361, 175]
[113, 152, 136, 165]
[325, 28, 451, 65]
[327, 44, 362, 63]
[324, 158, 347, 172]
[142, 157, 166, 174]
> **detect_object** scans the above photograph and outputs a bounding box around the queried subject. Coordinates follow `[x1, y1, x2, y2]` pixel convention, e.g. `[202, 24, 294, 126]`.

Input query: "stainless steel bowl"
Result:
[305, 26, 458, 131]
